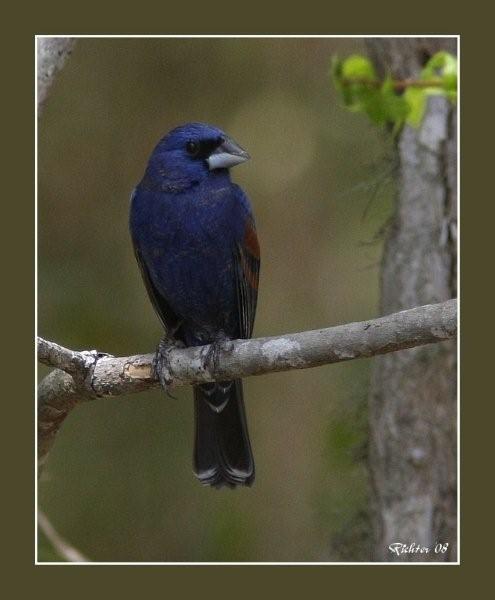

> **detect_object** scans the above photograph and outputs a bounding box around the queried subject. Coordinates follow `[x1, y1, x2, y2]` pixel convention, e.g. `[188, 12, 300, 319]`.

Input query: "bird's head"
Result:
[142, 122, 250, 191]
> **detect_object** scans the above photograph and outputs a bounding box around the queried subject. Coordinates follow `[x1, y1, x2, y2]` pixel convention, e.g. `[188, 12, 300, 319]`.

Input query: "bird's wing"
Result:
[133, 245, 181, 336]
[234, 216, 260, 339]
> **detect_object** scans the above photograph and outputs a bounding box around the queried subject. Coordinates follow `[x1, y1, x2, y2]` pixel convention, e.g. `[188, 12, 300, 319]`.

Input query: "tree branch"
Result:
[38, 299, 457, 469]
[37, 337, 101, 379]
[37, 37, 75, 113]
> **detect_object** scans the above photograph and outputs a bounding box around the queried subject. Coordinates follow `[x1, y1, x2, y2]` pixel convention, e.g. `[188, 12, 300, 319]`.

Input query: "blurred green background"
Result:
[38, 38, 394, 562]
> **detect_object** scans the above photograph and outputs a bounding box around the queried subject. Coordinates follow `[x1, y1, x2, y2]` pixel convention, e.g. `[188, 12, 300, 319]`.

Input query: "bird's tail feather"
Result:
[194, 379, 254, 488]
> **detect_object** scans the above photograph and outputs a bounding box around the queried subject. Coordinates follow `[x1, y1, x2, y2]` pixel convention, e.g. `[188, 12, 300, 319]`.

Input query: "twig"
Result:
[38, 510, 90, 562]
[340, 77, 445, 91]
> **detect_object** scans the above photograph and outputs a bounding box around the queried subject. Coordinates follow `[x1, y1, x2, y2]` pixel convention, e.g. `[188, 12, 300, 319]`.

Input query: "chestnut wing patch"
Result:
[234, 219, 260, 339]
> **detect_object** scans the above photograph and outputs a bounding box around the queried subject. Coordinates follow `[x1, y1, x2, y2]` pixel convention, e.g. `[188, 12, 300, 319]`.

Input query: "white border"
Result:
[35, 34, 460, 566]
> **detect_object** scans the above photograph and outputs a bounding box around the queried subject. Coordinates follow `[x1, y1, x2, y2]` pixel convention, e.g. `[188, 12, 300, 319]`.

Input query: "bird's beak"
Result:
[207, 137, 250, 170]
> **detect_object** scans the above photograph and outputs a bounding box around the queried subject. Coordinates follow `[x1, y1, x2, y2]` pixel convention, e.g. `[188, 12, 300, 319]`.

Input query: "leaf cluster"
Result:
[332, 51, 457, 129]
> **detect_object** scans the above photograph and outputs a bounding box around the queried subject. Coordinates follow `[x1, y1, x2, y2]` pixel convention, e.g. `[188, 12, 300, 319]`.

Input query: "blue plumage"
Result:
[131, 172, 251, 343]
[130, 123, 259, 487]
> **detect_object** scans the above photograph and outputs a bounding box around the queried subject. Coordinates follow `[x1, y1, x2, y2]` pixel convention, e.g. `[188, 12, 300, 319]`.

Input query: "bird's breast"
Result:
[131, 186, 241, 337]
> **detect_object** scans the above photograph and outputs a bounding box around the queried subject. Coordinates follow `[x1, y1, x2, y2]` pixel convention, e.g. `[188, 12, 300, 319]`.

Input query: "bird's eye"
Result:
[186, 141, 199, 156]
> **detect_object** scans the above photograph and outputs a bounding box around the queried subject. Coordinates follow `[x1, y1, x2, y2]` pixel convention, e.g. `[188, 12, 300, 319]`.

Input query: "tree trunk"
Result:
[366, 38, 458, 562]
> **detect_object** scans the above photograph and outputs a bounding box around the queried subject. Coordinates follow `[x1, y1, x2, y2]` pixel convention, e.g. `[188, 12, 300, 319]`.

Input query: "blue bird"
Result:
[130, 123, 260, 488]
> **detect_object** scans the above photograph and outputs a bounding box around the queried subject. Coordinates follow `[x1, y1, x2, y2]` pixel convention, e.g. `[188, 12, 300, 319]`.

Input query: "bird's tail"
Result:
[193, 379, 254, 488]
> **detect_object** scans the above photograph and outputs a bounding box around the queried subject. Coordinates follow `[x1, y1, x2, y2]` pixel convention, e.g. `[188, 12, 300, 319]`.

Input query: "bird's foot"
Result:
[153, 336, 184, 397]
[202, 333, 234, 375]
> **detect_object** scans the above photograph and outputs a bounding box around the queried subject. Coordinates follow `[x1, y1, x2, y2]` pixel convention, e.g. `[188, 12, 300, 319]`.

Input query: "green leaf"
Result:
[404, 87, 427, 127]
[442, 72, 457, 92]
[358, 89, 387, 124]
[331, 54, 382, 119]
[341, 54, 376, 80]
[421, 51, 458, 102]
[422, 51, 457, 79]
[338, 55, 386, 121]
[446, 90, 457, 102]
[380, 76, 409, 123]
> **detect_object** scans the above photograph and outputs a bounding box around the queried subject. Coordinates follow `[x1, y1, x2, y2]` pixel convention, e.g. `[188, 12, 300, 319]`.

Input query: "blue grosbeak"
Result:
[130, 123, 259, 488]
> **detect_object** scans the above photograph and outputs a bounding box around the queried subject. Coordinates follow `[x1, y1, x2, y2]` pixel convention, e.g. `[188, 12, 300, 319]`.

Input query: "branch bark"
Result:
[38, 299, 456, 470]
[366, 38, 458, 562]
[37, 37, 75, 113]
